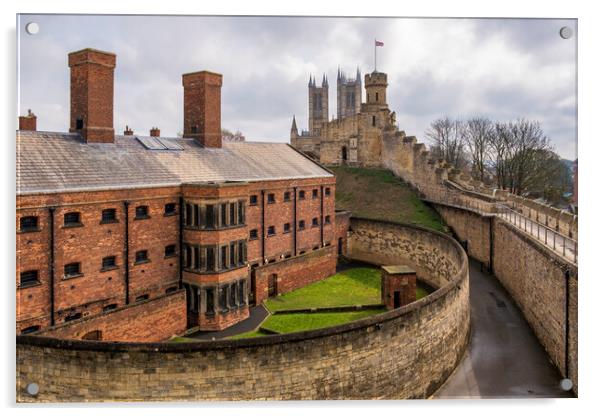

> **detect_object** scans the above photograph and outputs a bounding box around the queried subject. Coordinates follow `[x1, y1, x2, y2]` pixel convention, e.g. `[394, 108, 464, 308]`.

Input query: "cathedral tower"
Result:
[308, 74, 328, 136]
[337, 67, 362, 119]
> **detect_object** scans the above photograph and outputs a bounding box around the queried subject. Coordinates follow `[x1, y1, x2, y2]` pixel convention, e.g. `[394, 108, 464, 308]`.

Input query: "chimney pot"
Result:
[19, 110, 37, 131]
[124, 125, 134, 136]
[150, 127, 161, 137]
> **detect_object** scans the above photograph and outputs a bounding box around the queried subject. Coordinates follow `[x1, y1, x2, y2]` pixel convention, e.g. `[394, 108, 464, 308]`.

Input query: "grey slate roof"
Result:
[16, 131, 333, 195]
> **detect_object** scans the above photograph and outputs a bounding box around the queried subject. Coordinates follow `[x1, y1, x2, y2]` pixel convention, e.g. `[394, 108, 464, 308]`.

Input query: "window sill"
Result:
[63, 273, 84, 280]
[62, 223, 83, 229]
[134, 259, 150, 265]
[100, 219, 119, 225]
[134, 216, 151, 221]
[267, 234, 276, 238]
[163, 212, 178, 217]
[205, 311, 216, 317]
[283, 230, 291, 234]
[164, 253, 177, 259]
[267, 201, 276, 205]
[249, 237, 259, 241]
[18, 281, 42, 289]
[100, 265, 118, 273]
[18, 228, 41, 234]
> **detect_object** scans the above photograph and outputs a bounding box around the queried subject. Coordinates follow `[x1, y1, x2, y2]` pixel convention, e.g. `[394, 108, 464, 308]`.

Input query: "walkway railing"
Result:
[496, 204, 578, 264]
[417, 183, 577, 264]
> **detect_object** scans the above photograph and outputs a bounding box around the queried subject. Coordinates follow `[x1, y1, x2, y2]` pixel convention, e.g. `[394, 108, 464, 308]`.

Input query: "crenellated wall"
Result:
[16, 218, 470, 402]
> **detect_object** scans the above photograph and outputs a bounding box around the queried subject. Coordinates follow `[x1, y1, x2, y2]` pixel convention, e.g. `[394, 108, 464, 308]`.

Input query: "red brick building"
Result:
[16, 48, 344, 339]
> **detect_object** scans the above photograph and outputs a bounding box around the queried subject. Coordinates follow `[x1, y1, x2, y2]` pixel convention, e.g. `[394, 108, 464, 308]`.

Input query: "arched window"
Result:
[82, 330, 102, 340]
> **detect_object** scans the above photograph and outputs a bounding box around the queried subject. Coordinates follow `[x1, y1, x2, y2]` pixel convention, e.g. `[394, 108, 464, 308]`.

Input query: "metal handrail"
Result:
[496, 204, 577, 264]
[416, 183, 577, 264]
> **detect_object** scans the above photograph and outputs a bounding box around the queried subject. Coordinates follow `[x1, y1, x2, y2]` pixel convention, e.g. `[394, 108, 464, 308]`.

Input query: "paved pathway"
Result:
[434, 259, 573, 399]
[188, 305, 269, 340]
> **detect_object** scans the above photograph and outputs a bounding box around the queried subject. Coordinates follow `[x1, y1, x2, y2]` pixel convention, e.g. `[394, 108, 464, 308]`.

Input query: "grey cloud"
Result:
[18, 15, 576, 159]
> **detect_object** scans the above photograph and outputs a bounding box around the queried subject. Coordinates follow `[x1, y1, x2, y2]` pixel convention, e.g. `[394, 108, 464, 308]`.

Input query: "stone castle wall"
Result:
[425, 201, 578, 395]
[492, 220, 578, 395]
[16, 218, 470, 402]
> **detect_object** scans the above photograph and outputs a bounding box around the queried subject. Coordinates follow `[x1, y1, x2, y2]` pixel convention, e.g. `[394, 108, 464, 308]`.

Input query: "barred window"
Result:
[64, 212, 81, 226]
[20, 270, 39, 287]
[135, 205, 149, 219]
[164, 203, 177, 216]
[101, 256, 116, 270]
[250, 229, 258, 240]
[135, 250, 148, 264]
[20, 216, 38, 231]
[101, 208, 117, 223]
[64, 262, 81, 277]
[165, 244, 176, 258]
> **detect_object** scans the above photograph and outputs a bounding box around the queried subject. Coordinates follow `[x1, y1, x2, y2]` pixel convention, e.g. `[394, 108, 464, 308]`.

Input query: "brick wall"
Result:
[253, 246, 337, 304]
[36, 290, 186, 342]
[16, 218, 469, 402]
[17, 176, 336, 333]
[16, 186, 181, 333]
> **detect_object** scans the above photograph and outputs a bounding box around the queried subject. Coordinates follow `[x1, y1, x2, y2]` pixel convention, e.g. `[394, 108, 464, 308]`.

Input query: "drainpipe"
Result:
[179, 196, 184, 290]
[320, 185, 324, 247]
[261, 190, 265, 262]
[48, 207, 55, 326]
[293, 187, 298, 256]
[123, 201, 130, 304]
[565, 269, 571, 379]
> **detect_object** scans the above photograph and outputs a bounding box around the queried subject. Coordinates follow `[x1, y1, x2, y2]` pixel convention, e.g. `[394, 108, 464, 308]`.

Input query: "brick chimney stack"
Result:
[182, 71, 223, 148]
[123, 125, 134, 136]
[19, 109, 37, 131]
[150, 127, 161, 137]
[68, 48, 116, 143]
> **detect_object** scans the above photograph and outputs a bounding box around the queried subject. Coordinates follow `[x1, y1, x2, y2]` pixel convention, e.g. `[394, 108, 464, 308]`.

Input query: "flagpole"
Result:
[374, 39, 377, 71]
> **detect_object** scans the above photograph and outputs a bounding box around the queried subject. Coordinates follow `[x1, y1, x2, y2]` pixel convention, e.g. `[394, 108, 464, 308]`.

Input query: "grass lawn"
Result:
[264, 267, 381, 312]
[330, 165, 447, 233]
[260, 309, 385, 334]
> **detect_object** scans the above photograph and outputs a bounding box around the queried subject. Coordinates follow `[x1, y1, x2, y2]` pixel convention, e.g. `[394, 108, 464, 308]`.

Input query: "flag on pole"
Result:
[375, 40, 384, 47]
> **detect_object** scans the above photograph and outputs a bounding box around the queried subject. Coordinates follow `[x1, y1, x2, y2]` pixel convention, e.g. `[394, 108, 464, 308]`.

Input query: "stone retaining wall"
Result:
[16, 218, 470, 402]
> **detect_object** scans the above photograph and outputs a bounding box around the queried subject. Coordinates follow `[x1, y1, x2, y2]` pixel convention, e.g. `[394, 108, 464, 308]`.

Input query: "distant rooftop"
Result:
[16, 131, 333, 195]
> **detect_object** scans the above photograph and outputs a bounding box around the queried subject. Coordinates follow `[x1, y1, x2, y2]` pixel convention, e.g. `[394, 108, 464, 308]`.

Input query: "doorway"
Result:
[393, 291, 401, 308]
[268, 273, 278, 297]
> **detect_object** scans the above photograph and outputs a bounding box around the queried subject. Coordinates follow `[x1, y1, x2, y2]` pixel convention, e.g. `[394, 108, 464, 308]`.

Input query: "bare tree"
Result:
[464, 117, 492, 181]
[489, 119, 553, 195]
[425, 117, 467, 168]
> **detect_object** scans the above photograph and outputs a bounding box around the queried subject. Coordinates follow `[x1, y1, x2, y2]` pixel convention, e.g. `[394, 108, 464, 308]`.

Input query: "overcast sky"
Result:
[18, 15, 577, 160]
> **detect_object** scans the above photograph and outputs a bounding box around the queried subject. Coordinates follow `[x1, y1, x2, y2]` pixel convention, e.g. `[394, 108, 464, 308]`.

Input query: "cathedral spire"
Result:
[322, 73, 328, 87]
[291, 115, 298, 133]
[356, 66, 361, 81]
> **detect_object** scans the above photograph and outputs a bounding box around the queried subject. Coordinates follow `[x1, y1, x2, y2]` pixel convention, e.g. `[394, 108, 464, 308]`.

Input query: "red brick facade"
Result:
[253, 245, 337, 305]
[37, 290, 186, 342]
[381, 265, 417, 309]
[16, 47, 344, 340]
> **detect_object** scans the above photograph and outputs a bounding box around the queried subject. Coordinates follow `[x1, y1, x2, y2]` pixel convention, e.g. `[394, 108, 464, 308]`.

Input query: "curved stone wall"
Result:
[16, 218, 470, 402]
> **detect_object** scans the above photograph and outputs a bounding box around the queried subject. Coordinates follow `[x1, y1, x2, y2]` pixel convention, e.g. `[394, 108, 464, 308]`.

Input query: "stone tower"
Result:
[364, 71, 388, 109]
[337, 67, 362, 119]
[308, 74, 328, 136]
